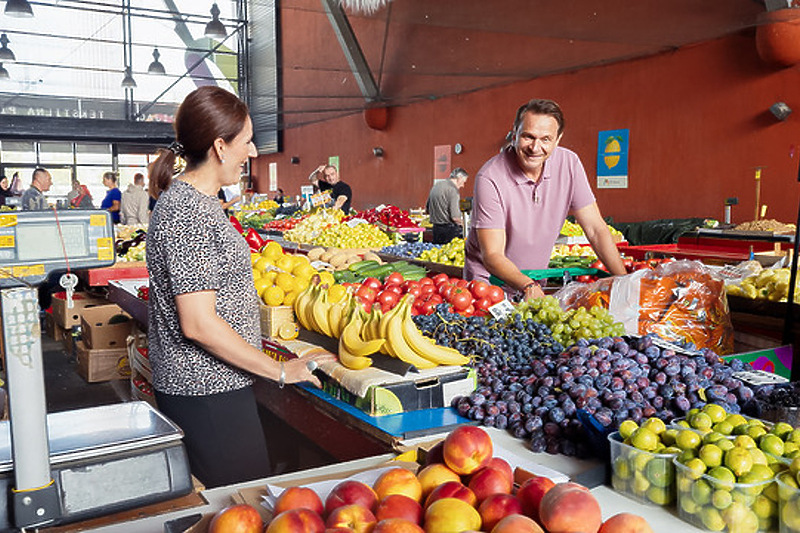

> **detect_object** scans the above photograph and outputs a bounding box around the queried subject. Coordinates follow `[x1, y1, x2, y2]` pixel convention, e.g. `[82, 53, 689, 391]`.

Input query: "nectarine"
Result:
[484, 457, 513, 486]
[598, 512, 654, 533]
[424, 497, 482, 533]
[373, 468, 423, 502]
[468, 466, 512, 503]
[425, 481, 477, 509]
[478, 493, 522, 532]
[490, 513, 545, 533]
[373, 518, 425, 533]
[209, 504, 264, 533]
[539, 482, 602, 533]
[416, 463, 460, 500]
[443, 426, 493, 475]
[375, 494, 423, 524]
[266, 508, 325, 533]
[325, 504, 377, 533]
[515, 475, 555, 522]
[274, 486, 324, 516]
[325, 480, 378, 515]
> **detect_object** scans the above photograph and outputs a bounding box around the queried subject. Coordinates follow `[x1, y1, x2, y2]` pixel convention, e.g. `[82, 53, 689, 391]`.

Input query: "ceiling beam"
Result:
[320, 0, 380, 102]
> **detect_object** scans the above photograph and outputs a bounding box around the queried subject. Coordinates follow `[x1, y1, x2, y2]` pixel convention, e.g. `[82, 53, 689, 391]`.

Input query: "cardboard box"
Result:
[318, 367, 477, 417]
[80, 304, 133, 349]
[75, 340, 130, 383]
[259, 304, 297, 339]
[44, 313, 69, 342]
[52, 291, 106, 328]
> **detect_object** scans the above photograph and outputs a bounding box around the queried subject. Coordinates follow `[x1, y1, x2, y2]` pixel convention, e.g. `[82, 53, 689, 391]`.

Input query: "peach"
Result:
[425, 481, 477, 509]
[375, 494, 423, 524]
[424, 440, 445, 465]
[443, 426, 493, 475]
[325, 480, 378, 515]
[423, 497, 482, 533]
[274, 486, 324, 516]
[416, 463, 460, 500]
[467, 466, 512, 503]
[210, 504, 264, 533]
[490, 514, 545, 533]
[598, 513, 655, 533]
[324, 528, 354, 533]
[478, 493, 522, 532]
[484, 457, 513, 486]
[539, 482, 602, 533]
[266, 508, 325, 533]
[373, 467, 423, 502]
[515, 475, 555, 522]
[325, 504, 377, 533]
[373, 518, 425, 533]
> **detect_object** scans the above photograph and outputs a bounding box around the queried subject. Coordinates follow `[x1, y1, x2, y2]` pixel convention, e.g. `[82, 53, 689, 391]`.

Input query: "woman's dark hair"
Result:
[512, 99, 565, 136]
[149, 86, 249, 200]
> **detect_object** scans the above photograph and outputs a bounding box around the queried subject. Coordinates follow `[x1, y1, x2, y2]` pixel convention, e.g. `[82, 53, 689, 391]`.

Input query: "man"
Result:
[426, 167, 468, 244]
[464, 98, 626, 300]
[120, 173, 150, 224]
[20, 168, 52, 210]
[321, 164, 352, 213]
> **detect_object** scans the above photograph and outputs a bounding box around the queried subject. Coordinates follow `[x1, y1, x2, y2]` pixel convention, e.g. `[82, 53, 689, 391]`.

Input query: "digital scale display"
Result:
[16, 224, 88, 261]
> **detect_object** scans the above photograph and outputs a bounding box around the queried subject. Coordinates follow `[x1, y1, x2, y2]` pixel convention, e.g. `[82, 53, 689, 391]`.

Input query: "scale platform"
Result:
[0, 402, 192, 530]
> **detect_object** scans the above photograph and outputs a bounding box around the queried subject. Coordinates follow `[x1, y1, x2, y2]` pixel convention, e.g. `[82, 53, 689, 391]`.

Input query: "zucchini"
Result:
[348, 259, 379, 273]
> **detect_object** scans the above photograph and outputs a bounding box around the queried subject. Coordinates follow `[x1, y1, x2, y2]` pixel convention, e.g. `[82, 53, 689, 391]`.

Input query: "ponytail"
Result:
[148, 148, 177, 200]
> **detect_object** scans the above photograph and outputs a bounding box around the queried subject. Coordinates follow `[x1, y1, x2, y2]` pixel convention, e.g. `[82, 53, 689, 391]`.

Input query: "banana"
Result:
[304, 284, 321, 333]
[293, 283, 315, 331]
[385, 300, 437, 370]
[337, 335, 373, 370]
[400, 304, 470, 366]
[327, 294, 350, 338]
[379, 303, 403, 357]
[341, 312, 384, 356]
[311, 288, 333, 337]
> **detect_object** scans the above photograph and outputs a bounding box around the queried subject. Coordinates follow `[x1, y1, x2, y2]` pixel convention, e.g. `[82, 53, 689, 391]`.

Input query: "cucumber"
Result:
[348, 260, 379, 273]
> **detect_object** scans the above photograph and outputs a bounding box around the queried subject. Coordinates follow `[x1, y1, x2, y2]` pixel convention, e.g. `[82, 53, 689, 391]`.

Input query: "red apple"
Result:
[274, 486, 324, 516]
[490, 514, 545, 533]
[443, 426, 493, 475]
[425, 481, 477, 509]
[266, 508, 324, 533]
[325, 480, 378, 515]
[516, 475, 555, 522]
[478, 493, 522, 532]
[325, 504, 377, 533]
[209, 504, 264, 533]
[468, 466, 512, 503]
[374, 494, 423, 524]
[372, 518, 424, 533]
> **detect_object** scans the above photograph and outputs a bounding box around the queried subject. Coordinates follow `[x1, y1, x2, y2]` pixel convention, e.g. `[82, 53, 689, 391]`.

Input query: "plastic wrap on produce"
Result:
[555, 260, 734, 354]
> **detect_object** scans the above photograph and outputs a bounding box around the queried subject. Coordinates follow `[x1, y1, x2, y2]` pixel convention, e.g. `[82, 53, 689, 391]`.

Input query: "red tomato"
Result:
[384, 284, 403, 296]
[426, 293, 444, 306]
[419, 284, 436, 297]
[468, 280, 490, 299]
[419, 277, 435, 287]
[462, 304, 475, 316]
[438, 283, 454, 299]
[450, 289, 473, 311]
[376, 289, 399, 307]
[401, 280, 420, 291]
[487, 285, 505, 304]
[355, 285, 377, 304]
[590, 259, 607, 272]
[384, 272, 405, 286]
[362, 277, 382, 291]
[432, 273, 450, 286]
[405, 286, 422, 299]
[419, 300, 436, 315]
[453, 278, 468, 288]
[474, 297, 492, 311]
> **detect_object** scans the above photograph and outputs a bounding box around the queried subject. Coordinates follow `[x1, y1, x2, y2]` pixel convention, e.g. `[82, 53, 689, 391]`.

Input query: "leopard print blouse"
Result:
[146, 179, 260, 395]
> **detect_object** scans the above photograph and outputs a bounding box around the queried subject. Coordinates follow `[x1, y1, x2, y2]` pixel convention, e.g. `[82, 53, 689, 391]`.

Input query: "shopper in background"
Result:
[9, 172, 23, 196]
[426, 167, 468, 244]
[0, 175, 12, 207]
[67, 179, 94, 209]
[217, 183, 241, 216]
[321, 164, 352, 214]
[100, 171, 122, 223]
[464, 98, 626, 300]
[146, 85, 332, 488]
[273, 188, 285, 204]
[120, 173, 150, 224]
[308, 164, 333, 195]
[20, 168, 52, 211]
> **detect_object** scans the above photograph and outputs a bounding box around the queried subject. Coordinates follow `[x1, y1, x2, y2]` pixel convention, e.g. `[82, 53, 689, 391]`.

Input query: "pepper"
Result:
[229, 215, 244, 234]
[244, 228, 266, 252]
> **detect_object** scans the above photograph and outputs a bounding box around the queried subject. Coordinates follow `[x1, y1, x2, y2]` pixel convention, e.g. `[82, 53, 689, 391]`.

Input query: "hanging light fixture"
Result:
[121, 66, 137, 88]
[204, 3, 226, 39]
[339, 0, 392, 14]
[147, 47, 165, 74]
[0, 34, 14, 62]
[4, 0, 34, 18]
[0, 63, 9, 79]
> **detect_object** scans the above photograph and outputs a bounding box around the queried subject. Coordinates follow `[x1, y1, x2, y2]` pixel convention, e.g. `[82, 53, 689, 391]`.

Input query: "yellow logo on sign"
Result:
[0, 215, 17, 228]
[89, 214, 107, 226]
[0, 235, 14, 248]
[98, 248, 114, 261]
[13, 264, 45, 278]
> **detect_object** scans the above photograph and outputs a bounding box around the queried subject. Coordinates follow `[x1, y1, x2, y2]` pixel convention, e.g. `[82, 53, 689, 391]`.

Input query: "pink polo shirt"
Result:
[464, 146, 596, 283]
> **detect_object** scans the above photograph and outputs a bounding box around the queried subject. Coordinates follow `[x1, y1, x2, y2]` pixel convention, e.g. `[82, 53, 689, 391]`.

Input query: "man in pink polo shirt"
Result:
[464, 98, 626, 300]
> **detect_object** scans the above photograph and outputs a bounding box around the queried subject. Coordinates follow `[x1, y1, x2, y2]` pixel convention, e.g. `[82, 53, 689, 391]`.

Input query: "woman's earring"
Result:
[221, 158, 226, 164]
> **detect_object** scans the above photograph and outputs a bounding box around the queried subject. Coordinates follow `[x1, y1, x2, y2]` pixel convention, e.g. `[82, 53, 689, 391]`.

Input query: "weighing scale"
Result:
[0, 210, 192, 530]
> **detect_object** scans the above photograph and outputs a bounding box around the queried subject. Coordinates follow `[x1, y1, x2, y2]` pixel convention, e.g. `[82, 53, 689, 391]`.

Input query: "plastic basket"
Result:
[777, 471, 800, 533]
[608, 432, 678, 506]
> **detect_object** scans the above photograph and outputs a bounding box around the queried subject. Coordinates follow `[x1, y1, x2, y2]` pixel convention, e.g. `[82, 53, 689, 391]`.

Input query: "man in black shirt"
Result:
[321, 165, 352, 214]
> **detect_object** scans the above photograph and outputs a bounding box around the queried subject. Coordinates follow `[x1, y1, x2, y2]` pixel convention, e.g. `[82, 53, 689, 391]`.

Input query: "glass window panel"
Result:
[3, 167, 33, 196]
[118, 153, 148, 166]
[117, 167, 148, 190]
[44, 168, 75, 201]
[76, 144, 112, 165]
[1, 142, 37, 164]
[77, 167, 111, 204]
[39, 142, 74, 165]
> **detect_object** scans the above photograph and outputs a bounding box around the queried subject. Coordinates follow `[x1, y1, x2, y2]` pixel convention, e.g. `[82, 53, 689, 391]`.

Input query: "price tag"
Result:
[733, 370, 789, 387]
[488, 298, 515, 320]
[310, 192, 331, 207]
[346, 218, 367, 227]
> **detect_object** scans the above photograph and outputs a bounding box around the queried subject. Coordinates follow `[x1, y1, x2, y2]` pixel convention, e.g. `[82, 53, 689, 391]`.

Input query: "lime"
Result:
[772, 422, 794, 440]
[632, 471, 650, 494]
[726, 413, 747, 427]
[678, 449, 698, 464]
[716, 439, 734, 452]
[738, 471, 768, 496]
[753, 494, 777, 520]
[703, 431, 726, 445]
[611, 474, 627, 491]
[691, 412, 713, 432]
[662, 428, 678, 447]
[631, 452, 651, 473]
[700, 506, 725, 531]
[707, 466, 737, 490]
[747, 425, 768, 441]
[613, 456, 632, 480]
[725, 447, 754, 477]
[630, 427, 659, 452]
[711, 489, 733, 510]
[713, 420, 734, 436]
[785, 442, 799, 456]
[680, 495, 700, 515]
[618, 420, 638, 440]
[676, 429, 702, 451]
[748, 447, 768, 467]
[699, 444, 724, 469]
[675, 420, 691, 429]
[762, 479, 779, 501]
[733, 423, 751, 436]
[733, 435, 757, 449]
[782, 496, 800, 530]
[791, 456, 800, 477]
[645, 458, 674, 488]
[691, 478, 713, 504]
[642, 417, 667, 435]
[749, 463, 776, 483]
[662, 446, 681, 455]
[703, 403, 728, 423]
[721, 501, 752, 528]
[789, 429, 800, 445]
[646, 485, 673, 505]
[685, 457, 708, 479]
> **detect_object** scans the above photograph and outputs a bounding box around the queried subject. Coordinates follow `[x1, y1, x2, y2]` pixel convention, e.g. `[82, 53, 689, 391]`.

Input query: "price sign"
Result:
[310, 192, 331, 207]
[488, 298, 514, 321]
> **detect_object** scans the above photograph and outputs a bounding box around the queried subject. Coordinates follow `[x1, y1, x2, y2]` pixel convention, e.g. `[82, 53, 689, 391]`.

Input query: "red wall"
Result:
[253, 30, 800, 225]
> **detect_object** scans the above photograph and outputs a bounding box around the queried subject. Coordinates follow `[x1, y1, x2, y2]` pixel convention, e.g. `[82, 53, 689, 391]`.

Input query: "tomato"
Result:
[468, 280, 490, 299]
[576, 275, 596, 283]
[432, 273, 450, 286]
[376, 290, 399, 309]
[438, 283, 455, 299]
[401, 280, 420, 292]
[453, 278, 468, 288]
[419, 277, 435, 287]
[426, 293, 444, 306]
[487, 285, 505, 304]
[418, 300, 436, 315]
[362, 277, 382, 291]
[462, 304, 475, 316]
[384, 272, 404, 286]
[450, 289, 473, 312]
[383, 284, 403, 296]
[405, 286, 422, 299]
[474, 297, 492, 311]
[419, 284, 436, 297]
[355, 285, 377, 304]
[590, 259, 607, 272]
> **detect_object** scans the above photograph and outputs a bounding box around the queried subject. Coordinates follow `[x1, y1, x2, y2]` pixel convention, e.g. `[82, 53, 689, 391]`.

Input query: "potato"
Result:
[362, 251, 382, 264]
[329, 254, 348, 268]
[319, 250, 334, 263]
[307, 247, 326, 261]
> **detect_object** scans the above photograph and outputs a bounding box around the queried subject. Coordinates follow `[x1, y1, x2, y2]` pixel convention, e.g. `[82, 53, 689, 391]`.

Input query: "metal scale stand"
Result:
[0, 210, 192, 531]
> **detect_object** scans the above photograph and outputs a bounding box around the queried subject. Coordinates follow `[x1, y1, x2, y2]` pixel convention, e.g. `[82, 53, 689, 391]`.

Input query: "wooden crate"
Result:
[259, 304, 297, 338]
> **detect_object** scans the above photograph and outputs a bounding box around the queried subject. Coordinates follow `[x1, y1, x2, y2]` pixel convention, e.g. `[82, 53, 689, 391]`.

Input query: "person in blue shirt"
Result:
[100, 171, 122, 223]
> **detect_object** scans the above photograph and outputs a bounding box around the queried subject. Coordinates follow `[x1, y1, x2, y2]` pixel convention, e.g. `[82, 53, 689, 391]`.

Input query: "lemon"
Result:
[759, 434, 785, 458]
[632, 471, 650, 494]
[791, 456, 800, 477]
[252, 268, 261, 280]
[747, 425, 767, 441]
[619, 420, 638, 440]
[662, 428, 679, 447]
[676, 429, 702, 451]
[642, 417, 667, 435]
[789, 429, 800, 445]
[749, 447, 769, 466]
[253, 277, 271, 297]
[734, 435, 757, 449]
[275, 272, 295, 293]
[292, 253, 310, 266]
[318, 271, 335, 287]
[685, 457, 707, 479]
[691, 412, 713, 432]
[276, 255, 295, 273]
[785, 442, 799, 456]
[293, 263, 316, 280]
[708, 466, 737, 490]
[700, 507, 725, 531]
[680, 495, 700, 514]
[261, 241, 283, 259]
[646, 485, 673, 505]
[613, 456, 632, 480]
[282, 291, 298, 306]
[726, 447, 754, 477]
[254, 256, 274, 272]
[772, 422, 794, 440]
[713, 420, 734, 436]
[699, 444, 724, 469]
[278, 322, 299, 340]
[262, 285, 285, 307]
[717, 439, 734, 452]
[250, 252, 261, 265]
[726, 414, 747, 428]
[630, 427, 659, 451]
[328, 284, 348, 304]
[703, 404, 727, 424]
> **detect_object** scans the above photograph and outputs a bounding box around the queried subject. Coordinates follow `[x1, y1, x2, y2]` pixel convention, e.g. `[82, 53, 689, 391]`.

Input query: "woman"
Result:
[100, 172, 121, 222]
[146, 86, 331, 488]
[0, 175, 12, 206]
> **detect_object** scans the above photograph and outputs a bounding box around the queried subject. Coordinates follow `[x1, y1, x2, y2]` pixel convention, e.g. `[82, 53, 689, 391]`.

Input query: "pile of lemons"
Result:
[251, 241, 335, 307]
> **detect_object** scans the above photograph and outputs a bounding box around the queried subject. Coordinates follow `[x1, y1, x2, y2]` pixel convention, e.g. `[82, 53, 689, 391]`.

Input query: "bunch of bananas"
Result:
[293, 284, 470, 370]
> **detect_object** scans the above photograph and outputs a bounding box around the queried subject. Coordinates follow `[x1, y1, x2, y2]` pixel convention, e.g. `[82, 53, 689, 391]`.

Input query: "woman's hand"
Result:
[284, 353, 336, 388]
[523, 282, 545, 301]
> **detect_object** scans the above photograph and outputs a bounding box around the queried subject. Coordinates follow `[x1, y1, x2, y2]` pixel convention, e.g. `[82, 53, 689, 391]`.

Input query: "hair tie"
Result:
[168, 141, 184, 157]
